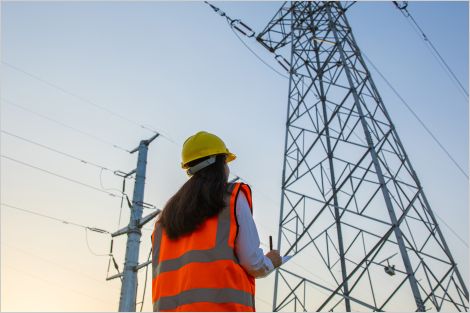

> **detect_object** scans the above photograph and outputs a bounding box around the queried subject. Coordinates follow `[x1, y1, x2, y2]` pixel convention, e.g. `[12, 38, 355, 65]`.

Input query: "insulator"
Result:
[275, 54, 291, 72]
[87, 227, 109, 234]
[230, 19, 255, 38]
[114, 170, 128, 177]
[393, 1, 408, 10]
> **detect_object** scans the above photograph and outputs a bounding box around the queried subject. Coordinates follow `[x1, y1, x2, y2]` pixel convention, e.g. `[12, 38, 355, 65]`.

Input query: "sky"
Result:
[0, 1, 468, 311]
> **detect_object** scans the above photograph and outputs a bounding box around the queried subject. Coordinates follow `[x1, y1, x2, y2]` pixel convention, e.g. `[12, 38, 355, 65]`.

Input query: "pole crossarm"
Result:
[112, 210, 161, 238]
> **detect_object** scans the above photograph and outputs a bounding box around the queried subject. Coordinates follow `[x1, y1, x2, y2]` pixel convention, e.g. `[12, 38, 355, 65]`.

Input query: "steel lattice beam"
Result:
[256, 1, 469, 311]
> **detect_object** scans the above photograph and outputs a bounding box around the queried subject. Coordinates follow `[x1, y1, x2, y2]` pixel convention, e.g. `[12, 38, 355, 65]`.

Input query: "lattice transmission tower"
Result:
[255, 2, 469, 311]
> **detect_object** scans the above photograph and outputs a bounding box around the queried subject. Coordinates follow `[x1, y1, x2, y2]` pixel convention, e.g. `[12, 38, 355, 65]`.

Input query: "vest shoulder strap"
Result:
[229, 182, 253, 213]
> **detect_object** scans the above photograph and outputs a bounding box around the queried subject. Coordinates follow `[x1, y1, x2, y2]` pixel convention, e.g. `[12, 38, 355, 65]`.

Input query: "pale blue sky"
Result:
[1, 1, 468, 311]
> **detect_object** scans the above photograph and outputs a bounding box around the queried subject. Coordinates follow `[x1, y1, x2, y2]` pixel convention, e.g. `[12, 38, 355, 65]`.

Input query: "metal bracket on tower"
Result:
[139, 209, 161, 228]
[111, 210, 161, 238]
[114, 169, 137, 178]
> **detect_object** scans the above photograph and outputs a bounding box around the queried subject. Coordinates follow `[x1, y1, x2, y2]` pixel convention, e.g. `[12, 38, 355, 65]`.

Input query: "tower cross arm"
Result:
[256, 2, 294, 53]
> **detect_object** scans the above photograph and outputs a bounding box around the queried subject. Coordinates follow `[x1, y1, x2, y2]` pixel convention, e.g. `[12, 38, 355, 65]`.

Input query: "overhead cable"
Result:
[204, 1, 255, 38]
[85, 228, 111, 257]
[204, 1, 291, 79]
[1, 129, 133, 180]
[2, 202, 124, 277]
[2, 61, 160, 134]
[1, 62, 182, 145]
[2, 241, 109, 285]
[1, 202, 110, 234]
[230, 27, 289, 79]
[393, 2, 468, 101]
[433, 209, 468, 248]
[1, 129, 142, 228]
[2, 98, 131, 153]
[362, 53, 468, 180]
[2, 154, 158, 212]
[5, 264, 110, 305]
[1, 154, 121, 198]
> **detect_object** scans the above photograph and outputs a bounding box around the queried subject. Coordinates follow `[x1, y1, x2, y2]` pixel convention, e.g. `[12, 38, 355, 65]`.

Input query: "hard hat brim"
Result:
[181, 151, 236, 169]
[226, 152, 236, 163]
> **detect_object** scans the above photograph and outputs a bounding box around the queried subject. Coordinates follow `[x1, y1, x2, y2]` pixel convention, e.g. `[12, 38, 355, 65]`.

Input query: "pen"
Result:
[269, 235, 273, 251]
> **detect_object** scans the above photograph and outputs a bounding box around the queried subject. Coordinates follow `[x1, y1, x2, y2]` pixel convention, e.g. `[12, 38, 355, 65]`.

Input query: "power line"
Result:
[205, 1, 290, 80]
[230, 27, 289, 79]
[364, 53, 470, 246]
[362, 53, 468, 180]
[434, 211, 468, 248]
[2, 62, 178, 145]
[1, 129, 131, 178]
[2, 200, 123, 280]
[1, 201, 121, 270]
[4, 264, 111, 305]
[2, 61, 160, 134]
[1, 154, 121, 198]
[2, 241, 109, 285]
[393, 3, 468, 101]
[2, 98, 131, 153]
[1, 133, 158, 211]
[85, 228, 111, 257]
[2, 129, 140, 232]
[1, 202, 110, 234]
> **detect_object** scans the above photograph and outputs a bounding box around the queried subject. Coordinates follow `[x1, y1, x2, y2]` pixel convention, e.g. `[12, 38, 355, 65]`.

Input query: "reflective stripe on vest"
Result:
[152, 206, 236, 277]
[155, 288, 254, 311]
[152, 182, 255, 312]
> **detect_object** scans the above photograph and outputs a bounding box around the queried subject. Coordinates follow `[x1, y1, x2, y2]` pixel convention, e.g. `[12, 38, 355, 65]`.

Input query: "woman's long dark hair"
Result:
[159, 154, 228, 240]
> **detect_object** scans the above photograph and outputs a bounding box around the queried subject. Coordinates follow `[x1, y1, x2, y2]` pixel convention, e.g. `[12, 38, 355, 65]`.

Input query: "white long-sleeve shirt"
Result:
[234, 192, 274, 278]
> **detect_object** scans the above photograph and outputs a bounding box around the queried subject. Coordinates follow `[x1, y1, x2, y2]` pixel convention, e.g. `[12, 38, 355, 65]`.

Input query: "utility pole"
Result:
[255, 1, 469, 311]
[107, 133, 161, 312]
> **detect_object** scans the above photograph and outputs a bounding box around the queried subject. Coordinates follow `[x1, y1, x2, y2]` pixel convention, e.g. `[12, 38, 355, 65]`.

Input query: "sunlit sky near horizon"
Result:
[1, 1, 468, 311]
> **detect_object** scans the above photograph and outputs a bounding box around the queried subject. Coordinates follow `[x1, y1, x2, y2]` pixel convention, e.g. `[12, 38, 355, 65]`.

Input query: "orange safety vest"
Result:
[151, 182, 256, 312]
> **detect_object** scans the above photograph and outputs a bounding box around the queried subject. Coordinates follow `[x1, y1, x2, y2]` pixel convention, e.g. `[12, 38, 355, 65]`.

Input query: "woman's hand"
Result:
[266, 250, 282, 268]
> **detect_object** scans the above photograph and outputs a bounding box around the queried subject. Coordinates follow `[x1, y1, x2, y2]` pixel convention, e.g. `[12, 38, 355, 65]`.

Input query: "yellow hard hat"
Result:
[181, 131, 236, 169]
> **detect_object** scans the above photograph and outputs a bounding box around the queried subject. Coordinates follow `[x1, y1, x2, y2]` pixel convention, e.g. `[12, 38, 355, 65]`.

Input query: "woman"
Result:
[152, 131, 282, 312]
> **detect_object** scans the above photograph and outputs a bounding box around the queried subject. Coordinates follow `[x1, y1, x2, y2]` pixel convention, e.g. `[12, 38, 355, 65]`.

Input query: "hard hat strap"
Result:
[187, 156, 217, 176]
